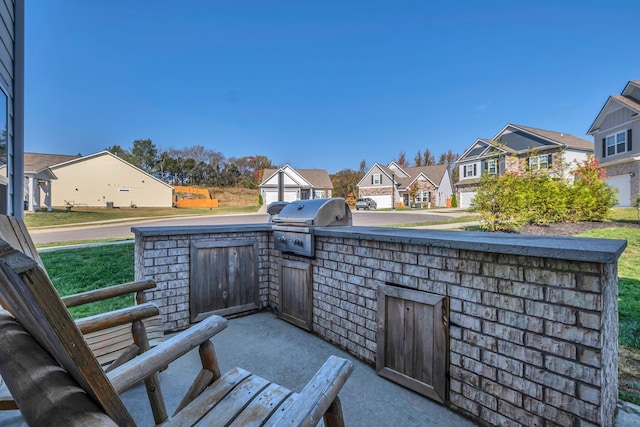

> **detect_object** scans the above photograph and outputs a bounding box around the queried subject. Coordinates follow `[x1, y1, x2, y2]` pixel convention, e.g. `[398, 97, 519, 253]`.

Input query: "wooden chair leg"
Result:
[323, 396, 345, 427]
[173, 340, 221, 415]
[132, 320, 167, 424]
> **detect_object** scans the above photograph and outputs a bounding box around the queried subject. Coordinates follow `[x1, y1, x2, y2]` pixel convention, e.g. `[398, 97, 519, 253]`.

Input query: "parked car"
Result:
[355, 198, 377, 210]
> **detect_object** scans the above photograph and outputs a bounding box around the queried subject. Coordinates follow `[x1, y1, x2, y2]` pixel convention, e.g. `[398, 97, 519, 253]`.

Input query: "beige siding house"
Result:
[23, 153, 78, 211]
[45, 151, 173, 208]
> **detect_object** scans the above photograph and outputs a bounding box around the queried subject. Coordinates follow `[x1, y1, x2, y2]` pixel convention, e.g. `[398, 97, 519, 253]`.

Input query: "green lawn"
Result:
[25, 205, 260, 228]
[41, 243, 135, 318]
[578, 228, 640, 349]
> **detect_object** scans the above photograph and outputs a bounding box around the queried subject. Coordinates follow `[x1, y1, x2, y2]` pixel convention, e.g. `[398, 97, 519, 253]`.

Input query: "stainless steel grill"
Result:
[269, 198, 352, 257]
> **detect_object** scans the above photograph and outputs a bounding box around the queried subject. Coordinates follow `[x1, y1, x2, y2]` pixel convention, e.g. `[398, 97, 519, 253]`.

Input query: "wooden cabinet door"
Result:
[278, 258, 313, 331]
[377, 284, 448, 403]
[190, 239, 259, 322]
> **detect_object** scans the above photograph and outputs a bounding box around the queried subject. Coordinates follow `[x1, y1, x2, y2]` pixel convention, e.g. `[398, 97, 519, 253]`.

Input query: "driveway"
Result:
[28, 210, 462, 244]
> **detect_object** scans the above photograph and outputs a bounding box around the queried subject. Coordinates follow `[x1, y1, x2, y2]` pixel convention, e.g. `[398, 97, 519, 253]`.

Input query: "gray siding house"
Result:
[0, 1, 24, 217]
[587, 80, 640, 207]
[456, 124, 594, 208]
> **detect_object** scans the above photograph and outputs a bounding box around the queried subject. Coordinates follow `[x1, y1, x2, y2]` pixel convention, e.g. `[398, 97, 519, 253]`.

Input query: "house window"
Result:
[606, 131, 627, 156]
[487, 159, 497, 175]
[416, 191, 430, 202]
[372, 174, 382, 185]
[528, 154, 550, 170]
[463, 164, 477, 178]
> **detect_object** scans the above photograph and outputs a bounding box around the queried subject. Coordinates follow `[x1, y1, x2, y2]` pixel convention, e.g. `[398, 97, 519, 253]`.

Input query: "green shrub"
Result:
[258, 194, 263, 205]
[471, 156, 616, 230]
[568, 156, 617, 221]
[451, 193, 458, 208]
[470, 173, 528, 231]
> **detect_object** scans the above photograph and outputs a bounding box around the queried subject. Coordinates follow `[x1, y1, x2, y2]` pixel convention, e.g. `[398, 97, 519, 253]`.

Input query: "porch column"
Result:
[39, 180, 52, 211]
[27, 176, 35, 211]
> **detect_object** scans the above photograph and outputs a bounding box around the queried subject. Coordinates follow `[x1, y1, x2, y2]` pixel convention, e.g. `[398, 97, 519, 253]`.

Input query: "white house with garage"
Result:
[259, 165, 333, 206]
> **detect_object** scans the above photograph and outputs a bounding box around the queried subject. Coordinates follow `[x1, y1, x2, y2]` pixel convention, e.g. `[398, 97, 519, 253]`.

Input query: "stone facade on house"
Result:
[133, 224, 625, 427]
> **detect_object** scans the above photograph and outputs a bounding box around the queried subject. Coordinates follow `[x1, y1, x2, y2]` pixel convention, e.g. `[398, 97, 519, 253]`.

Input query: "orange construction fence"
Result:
[173, 185, 218, 208]
[175, 198, 219, 208]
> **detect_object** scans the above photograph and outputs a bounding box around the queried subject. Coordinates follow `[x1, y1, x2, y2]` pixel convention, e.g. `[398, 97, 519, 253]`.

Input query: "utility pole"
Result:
[391, 172, 395, 210]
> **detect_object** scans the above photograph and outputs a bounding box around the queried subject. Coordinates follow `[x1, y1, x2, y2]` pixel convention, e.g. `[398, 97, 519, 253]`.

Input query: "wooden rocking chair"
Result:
[0, 238, 353, 426]
[0, 214, 164, 368]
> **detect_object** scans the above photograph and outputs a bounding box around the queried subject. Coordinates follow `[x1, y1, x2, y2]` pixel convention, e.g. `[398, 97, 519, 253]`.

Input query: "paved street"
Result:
[28, 210, 460, 244]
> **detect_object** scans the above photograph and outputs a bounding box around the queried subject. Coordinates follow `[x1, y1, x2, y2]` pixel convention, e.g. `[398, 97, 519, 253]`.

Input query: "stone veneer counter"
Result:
[133, 224, 627, 426]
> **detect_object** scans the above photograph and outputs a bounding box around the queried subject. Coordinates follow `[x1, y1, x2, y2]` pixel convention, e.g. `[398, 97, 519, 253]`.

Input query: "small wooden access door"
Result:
[190, 239, 259, 322]
[377, 284, 448, 403]
[278, 258, 313, 331]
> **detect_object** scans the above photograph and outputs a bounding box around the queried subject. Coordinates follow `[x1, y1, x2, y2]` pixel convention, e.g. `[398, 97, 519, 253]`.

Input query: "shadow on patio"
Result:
[1, 311, 478, 427]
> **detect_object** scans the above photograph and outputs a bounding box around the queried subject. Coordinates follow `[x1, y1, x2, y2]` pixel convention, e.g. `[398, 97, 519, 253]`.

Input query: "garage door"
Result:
[264, 190, 298, 206]
[458, 191, 476, 209]
[606, 175, 631, 207]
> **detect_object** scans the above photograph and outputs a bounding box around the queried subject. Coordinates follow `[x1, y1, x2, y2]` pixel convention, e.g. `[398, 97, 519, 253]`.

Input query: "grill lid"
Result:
[269, 198, 352, 227]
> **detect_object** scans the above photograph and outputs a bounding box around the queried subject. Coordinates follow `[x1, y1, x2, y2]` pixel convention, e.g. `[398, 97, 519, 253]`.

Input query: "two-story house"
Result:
[587, 80, 640, 207]
[356, 162, 453, 208]
[456, 124, 594, 208]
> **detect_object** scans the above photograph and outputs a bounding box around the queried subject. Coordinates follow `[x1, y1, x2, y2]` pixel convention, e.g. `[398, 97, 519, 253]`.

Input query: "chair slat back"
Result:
[0, 215, 44, 267]
[0, 239, 135, 426]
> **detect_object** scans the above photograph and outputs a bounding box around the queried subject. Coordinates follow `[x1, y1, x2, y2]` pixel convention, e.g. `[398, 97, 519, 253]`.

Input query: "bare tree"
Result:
[396, 151, 409, 167]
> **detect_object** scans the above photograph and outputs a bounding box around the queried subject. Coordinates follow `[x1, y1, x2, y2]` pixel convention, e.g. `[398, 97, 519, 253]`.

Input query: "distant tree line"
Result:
[107, 139, 273, 188]
[108, 139, 460, 194]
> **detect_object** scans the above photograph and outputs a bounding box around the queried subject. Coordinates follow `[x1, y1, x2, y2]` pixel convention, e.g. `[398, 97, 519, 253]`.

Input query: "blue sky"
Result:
[25, 1, 639, 173]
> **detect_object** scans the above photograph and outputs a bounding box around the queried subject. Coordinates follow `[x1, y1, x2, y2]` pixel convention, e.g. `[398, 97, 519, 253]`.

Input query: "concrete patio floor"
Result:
[2, 311, 638, 426]
[0, 311, 478, 426]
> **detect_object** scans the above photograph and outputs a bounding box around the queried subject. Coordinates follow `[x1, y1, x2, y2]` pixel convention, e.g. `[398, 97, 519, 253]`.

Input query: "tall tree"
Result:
[330, 169, 364, 198]
[359, 159, 367, 173]
[414, 151, 423, 167]
[423, 149, 435, 166]
[106, 145, 132, 163]
[130, 139, 158, 173]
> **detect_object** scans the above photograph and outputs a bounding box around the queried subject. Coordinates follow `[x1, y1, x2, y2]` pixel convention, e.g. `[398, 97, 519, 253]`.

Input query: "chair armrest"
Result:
[274, 356, 353, 426]
[75, 302, 160, 334]
[107, 315, 228, 393]
[62, 279, 156, 308]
